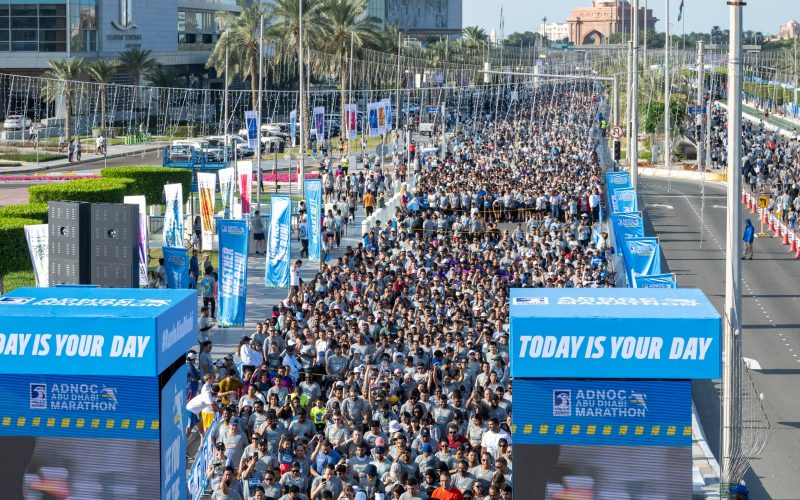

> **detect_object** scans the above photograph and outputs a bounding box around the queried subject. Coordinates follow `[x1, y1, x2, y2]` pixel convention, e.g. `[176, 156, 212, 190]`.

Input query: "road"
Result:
[640, 176, 799, 499]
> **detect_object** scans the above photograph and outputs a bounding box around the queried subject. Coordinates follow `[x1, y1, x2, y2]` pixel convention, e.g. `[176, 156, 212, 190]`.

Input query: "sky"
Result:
[462, 0, 796, 37]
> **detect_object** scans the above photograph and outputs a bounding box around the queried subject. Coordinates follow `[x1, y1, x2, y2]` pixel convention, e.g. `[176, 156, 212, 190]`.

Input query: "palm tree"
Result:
[86, 59, 117, 133]
[462, 26, 489, 50]
[43, 57, 86, 142]
[117, 47, 157, 85]
[269, 0, 324, 152]
[206, 0, 268, 110]
[319, 0, 379, 139]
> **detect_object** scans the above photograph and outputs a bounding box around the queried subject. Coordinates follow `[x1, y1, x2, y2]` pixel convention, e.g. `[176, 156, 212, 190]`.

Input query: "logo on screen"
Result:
[513, 297, 548, 305]
[30, 383, 47, 409]
[553, 390, 572, 416]
[100, 386, 119, 405]
[629, 392, 648, 411]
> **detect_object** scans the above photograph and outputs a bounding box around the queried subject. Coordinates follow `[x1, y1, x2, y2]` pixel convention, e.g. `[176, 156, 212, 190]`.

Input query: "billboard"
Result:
[509, 288, 721, 379]
[512, 379, 693, 500]
[385, 0, 457, 31]
[514, 444, 691, 500]
[0, 288, 197, 377]
[512, 380, 692, 447]
[161, 364, 188, 500]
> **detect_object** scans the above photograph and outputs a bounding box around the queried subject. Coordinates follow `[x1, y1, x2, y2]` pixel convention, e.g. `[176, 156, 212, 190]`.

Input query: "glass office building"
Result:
[0, 0, 239, 71]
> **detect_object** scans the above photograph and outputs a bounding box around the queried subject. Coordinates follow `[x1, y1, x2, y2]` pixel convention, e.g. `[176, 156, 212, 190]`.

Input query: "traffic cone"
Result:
[795, 241, 800, 259]
[769, 216, 776, 232]
[790, 233, 797, 252]
[750, 198, 756, 214]
[774, 219, 781, 238]
[761, 209, 768, 225]
[741, 191, 746, 204]
[782, 226, 789, 245]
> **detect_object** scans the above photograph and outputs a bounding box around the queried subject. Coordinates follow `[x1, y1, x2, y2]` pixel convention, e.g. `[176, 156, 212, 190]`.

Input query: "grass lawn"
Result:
[0, 152, 66, 162]
[3, 269, 36, 292]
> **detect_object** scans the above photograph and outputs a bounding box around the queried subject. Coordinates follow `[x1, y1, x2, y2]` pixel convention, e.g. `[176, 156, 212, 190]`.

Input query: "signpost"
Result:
[610, 125, 623, 139]
[757, 194, 770, 236]
[688, 106, 707, 115]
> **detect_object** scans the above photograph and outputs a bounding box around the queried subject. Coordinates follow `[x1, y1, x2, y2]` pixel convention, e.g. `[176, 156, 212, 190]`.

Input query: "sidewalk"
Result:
[0, 141, 167, 174]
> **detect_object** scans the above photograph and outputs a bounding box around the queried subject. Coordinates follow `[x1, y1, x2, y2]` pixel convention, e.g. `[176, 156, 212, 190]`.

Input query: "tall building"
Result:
[367, 0, 462, 37]
[779, 20, 800, 40]
[0, 0, 240, 76]
[566, 0, 657, 45]
[540, 23, 569, 43]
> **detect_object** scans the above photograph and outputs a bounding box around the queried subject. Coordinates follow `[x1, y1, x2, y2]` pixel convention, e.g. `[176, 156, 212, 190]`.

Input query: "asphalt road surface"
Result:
[640, 176, 799, 499]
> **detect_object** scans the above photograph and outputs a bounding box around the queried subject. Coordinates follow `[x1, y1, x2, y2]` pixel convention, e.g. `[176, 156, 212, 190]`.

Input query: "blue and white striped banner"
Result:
[265, 195, 291, 287]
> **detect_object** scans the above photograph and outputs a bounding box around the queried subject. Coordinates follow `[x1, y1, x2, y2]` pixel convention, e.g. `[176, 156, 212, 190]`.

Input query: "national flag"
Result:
[677, 0, 684, 22]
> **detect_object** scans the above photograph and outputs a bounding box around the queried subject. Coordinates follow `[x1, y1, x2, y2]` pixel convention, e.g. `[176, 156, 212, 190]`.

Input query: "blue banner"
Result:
[512, 379, 692, 447]
[163, 247, 189, 290]
[614, 187, 638, 213]
[605, 171, 630, 212]
[610, 212, 644, 253]
[634, 273, 677, 289]
[509, 288, 721, 379]
[218, 220, 249, 327]
[621, 237, 662, 284]
[161, 364, 188, 500]
[0, 288, 197, 377]
[265, 195, 291, 288]
[0, 373, 159, 439]
[305, 179, 322, 261]
[245, 110, 258, 149]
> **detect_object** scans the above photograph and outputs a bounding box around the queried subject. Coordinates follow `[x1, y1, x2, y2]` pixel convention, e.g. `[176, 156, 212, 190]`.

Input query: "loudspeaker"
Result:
[48, 201, 91, 285]
[90, 203, 140, 288]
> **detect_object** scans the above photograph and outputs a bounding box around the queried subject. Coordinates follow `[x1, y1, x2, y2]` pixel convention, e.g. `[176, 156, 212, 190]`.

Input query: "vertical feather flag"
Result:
[677, 0, 684, 22]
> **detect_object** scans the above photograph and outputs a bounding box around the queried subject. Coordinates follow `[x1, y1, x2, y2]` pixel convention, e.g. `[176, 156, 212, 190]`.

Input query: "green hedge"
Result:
[0, 203, 49, 222]
[28, 177, 133, 204]
[101, 166, 192, 204]
[0, 217, 41, 279]
[164, 125, 197, 138]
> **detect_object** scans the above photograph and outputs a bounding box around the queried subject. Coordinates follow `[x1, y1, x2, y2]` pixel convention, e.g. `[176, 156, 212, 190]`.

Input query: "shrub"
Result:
[28, 177, 133, 204]
[164, 125, 197, 138]
[0, 217, 42, 285]
[101, 166, 192, 204]
[0, 153, 66, 162]
[0, 203, 49, 222]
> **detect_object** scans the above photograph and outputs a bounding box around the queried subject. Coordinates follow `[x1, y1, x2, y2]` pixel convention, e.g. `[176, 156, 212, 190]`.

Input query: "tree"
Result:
[319, 0, 379, 139]
[43, 57, 86, 142]
[206, 0, 269, 110]
[117, 47, 157, 86]
[86, 60, 117, 132]
[710, 26, 722, 44]
[462, 26, 489, 50]
[503, 31, 540, 48]
[269, 0, 324, 153]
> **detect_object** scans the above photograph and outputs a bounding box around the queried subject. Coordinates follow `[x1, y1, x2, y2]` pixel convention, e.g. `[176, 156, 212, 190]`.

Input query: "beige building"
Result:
[566, 0, 657, 45]
[779, 20, 800, 40]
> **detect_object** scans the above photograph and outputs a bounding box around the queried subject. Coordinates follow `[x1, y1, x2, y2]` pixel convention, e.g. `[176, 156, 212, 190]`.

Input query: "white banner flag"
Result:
[124, 195, 148, 286]
[236, 160, 253, 218]
[164, 183, 184, 248]
[218, 167, 235, 219]
[24, 224, 48, 287]
[197, 172, 217, 251]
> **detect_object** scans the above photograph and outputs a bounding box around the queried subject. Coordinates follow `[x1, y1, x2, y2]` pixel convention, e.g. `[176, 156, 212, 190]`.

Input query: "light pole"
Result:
[631, 0, 639, 189]
[299, 0, 305, 196]
[696, 40, 704, 169]
[664, 0, 671, 172]
[722, 0, 744, 493]
[256, 11, 264, 209]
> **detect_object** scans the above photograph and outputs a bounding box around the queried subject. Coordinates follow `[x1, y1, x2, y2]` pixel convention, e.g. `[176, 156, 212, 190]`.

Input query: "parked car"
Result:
[207, 136, 253, 158]
[171, 139, 227, 163]
[3, 115, 32, 131]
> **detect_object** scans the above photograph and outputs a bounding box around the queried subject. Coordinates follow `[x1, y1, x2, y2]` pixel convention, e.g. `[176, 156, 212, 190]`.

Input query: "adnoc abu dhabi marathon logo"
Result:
[573, 388, 649, 418]
[31, 383, 120, 412]
[552, 390, 571, 416]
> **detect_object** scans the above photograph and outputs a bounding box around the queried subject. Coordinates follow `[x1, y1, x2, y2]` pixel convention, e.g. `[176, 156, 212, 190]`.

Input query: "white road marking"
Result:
[743, 357, 762, 370]
[649, 203, 674, 209]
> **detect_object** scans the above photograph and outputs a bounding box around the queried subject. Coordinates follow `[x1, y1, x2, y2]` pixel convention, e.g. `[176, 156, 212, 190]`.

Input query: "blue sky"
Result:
[463, 0, 795, 37]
